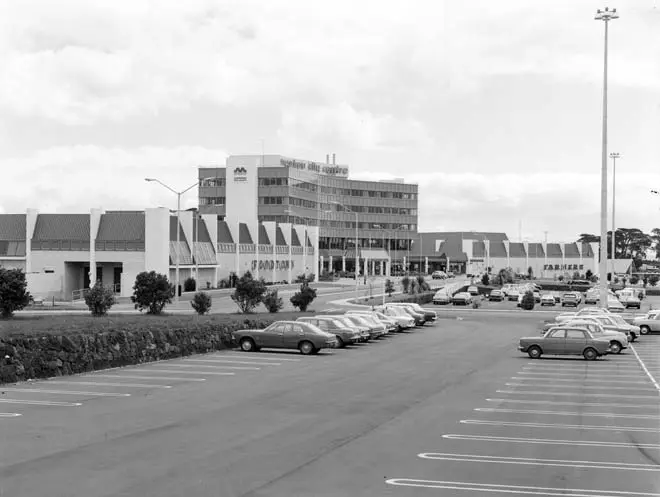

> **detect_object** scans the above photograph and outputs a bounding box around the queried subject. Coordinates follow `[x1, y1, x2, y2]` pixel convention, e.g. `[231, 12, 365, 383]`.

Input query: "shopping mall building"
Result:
[0, 153, 598, 301]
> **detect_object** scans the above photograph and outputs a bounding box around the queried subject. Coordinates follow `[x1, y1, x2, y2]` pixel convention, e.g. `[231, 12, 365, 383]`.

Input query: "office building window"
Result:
[200, 178, 225, 187]
[259, 196, 284, 205]
[200, 197, 225, 205]
[289, 197, 317, 209]
[259, 177, 288, 186]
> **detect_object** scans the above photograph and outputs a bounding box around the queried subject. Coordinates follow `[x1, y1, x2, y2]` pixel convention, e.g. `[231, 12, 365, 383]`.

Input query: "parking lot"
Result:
[0, 311, 658, 497]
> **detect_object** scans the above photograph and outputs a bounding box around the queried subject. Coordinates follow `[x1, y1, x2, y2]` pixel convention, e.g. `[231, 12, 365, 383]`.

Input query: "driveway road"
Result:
[0, 314, 658, 497]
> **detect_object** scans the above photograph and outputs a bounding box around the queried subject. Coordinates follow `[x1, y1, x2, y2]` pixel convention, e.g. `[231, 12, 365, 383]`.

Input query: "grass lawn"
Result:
[0, 310, 316, 338]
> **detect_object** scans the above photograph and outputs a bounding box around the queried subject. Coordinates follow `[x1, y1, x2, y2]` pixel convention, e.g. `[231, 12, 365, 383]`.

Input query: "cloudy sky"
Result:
[1, 0, 658, 242]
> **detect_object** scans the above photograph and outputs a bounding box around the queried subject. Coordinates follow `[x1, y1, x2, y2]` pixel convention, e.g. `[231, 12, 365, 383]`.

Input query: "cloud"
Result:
[0, 145, 227, 213]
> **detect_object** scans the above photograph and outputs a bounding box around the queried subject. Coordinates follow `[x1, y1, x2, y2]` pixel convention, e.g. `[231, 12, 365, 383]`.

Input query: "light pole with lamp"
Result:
[329, 201, 359, 299]
[145, 177, 199, 304]
[595, 6, 619, 308]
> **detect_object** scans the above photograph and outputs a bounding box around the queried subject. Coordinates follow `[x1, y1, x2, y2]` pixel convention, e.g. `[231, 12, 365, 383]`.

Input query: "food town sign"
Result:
[280, 158, 349, 177]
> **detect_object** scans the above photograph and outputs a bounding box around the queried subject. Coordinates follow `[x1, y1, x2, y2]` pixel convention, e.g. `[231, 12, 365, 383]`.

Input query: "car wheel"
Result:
[640, 326, 650, 335]
[528, 346, 542, 359]
[583, 347, 598, 361]
[299, 341, 315, 355]
[609, 341, 622, 354]
[240, 337, 256, 352]
[335, 336, 345, 348]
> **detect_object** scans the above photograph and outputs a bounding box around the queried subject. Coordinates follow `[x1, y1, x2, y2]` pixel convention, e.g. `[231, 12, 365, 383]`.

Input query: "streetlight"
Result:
[329, 200, 359, 298]
[145, 177, 199, 303]
[595, 6, 619, 307]
[610, 152, 620, 276]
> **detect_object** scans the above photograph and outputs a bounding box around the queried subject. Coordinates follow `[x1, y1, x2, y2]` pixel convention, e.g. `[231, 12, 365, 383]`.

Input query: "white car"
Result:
[540, 294, 555, 306]
[432, 290, 451, 305]
[377, 306, 417, 329]
[607, 297, 625, 313]
[633, 310, 660, 326]
[346, 310, 399, 332]
[556, 307, 610, 323]
[452, 292, 473, 305]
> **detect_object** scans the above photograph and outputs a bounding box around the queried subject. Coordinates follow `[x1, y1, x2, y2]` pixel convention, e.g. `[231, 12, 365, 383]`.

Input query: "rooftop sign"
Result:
[280, 157, 349, 177]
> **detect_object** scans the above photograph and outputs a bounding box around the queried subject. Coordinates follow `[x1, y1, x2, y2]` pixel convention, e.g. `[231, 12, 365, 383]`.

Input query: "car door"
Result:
[258, 323, 285, 347]
[283, 322, 307, 349]
[564, 329, 588, 354]
[542, 329, 566, 354]
[652, 313, 660, 332]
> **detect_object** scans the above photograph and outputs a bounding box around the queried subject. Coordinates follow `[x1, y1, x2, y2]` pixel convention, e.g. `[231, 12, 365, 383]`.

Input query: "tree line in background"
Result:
[578, 228, 660, 263]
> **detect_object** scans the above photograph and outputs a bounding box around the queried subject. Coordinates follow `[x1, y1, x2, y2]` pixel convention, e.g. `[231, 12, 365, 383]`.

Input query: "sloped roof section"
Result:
[426, 231, 509, 242]
[97, 212, 145, 242]
[0, 214, 26, 241]
[169, 216, 187, 243]
[33, 214, 90, 241]
[191, 217, 212, 244]
[581, 243, 594, 257]
[217, 220, 234, 244]
[563, 242, 580, 258]
[472, 241, 486, 258]
[527, 243, 545, 258]
[489, 241, 507, 258]
[275, 225, 286, 246]
[546, 243, 563, 258]
[434, 236, 467, 261]
[508, 242, 526, 257]
[290, 228, 301, 247]
[258, 224, 270, 245]
[239, 223, 253, 244]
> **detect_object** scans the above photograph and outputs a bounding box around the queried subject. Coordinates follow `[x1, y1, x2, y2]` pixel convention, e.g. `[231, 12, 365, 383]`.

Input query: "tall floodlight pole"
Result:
[595, 6, 619, 308]
[610, 152, 620, 277]
[145, 178, 199, 304]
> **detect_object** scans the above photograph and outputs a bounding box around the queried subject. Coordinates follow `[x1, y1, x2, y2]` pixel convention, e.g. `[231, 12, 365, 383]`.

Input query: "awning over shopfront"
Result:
[361, 249, 390, 260]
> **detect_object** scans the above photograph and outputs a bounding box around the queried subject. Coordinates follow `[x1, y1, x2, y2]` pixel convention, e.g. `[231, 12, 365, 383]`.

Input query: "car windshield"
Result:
[329, 319, 345, 328]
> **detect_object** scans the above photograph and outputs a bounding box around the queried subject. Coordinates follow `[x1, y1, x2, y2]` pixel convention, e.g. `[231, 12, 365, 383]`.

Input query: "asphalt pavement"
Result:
[0, 312, 658, 496]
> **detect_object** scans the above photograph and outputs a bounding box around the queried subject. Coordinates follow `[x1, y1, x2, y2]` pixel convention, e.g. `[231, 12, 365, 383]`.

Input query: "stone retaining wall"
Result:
[0, 320, 269, 384]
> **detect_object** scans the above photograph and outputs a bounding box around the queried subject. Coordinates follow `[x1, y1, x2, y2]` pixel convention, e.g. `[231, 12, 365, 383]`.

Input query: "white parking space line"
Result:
[0, 413, 22, 417]
[417, 452, 660, 472]
[516, 371, 644, 378]
[385, 478, 660, 496]
[441, 434, 660, 450]
[135, 369, 235, 376]
[0, 388, 130, 397]
[43, 380, 172, 389]
[486, 398, 659, 409]
[510, 377, 649, 385]
[223, 353, 301, 361]
[505, 383, 657, 391]
[90, 374, 206, 382]
[0, 399, 81, 407]
[460, 419, 660, 433]
[184, 359, 281, 366]
[161, 364, 260, 371]
[497, 390, 659, 399]
[475, 407, 659, 420]
[525, 363, 642, 369]
[631, 344, 660, 393]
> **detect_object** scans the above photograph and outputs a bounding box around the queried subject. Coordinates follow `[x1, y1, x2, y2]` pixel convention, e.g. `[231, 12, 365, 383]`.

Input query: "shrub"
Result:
[472, 299, 482, 309]
[183, 277, 196, 292]
[263, 289, 283, 313]
[0, 268, 32, 318]
[585, 269, 593, 280]
[84, 282, 116, 316]
[401, 275, 411, 293]
[527, 267, 533, 280]
[409, 279, 418, 294]
[416, 275, 431, 291]
[231, 271, 267, 313]
[131, 271, 173, 315]
[557, 275, 564, 282]
[521, 290, 535, 310]
[385, 279, 395, 297]
[290, 281, 317, 311]
[481, 274, 490, 286]
[190, 292, 212, 315]
[649, 274, 660, 287]
[206, 281, 212, 290]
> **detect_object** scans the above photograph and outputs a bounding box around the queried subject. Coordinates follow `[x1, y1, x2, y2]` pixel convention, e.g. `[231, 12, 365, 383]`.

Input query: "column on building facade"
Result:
[542, 241, 548, 278]
[424, 256, 428, 274]
[380, 260, 385, 276]
[561, 243, 566, 275]
[523, 241, 529, 275]
[403, 256, 407, 273]
[89, 208, 103, 286]
[342, 256, 346, 272]
[577, 243, 583, 271]
[504, 240, 510, 268]
[319, 256, 324, 278]
[329, 255, 333, 273]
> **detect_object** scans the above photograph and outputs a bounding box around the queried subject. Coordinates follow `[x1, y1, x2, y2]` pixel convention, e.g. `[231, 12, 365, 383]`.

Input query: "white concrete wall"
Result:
[0, 259, 26, 270]
[96, 251, 145, 297]
[28, 251, 89, 299]
[145, 208, 169, 275]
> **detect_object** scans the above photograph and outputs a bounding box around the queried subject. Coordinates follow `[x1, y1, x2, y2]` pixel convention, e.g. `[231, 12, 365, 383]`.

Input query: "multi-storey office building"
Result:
[199, 154, 419, 275]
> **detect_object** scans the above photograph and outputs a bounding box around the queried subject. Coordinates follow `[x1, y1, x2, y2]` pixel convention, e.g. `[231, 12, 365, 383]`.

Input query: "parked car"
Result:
[584, 289, 600, 305]
[618, 291, 641, 309]
[507, 289, 520, 301]
[346, 310, 398, 333]
[343, 314, 386, 339]
[376, 306, 417, 329]
[322, 315, 371, 342]
[393, 305, 427, 325]
[555, 307, 610, 322]
[431, 271, 447, 280]
[388, 302, 437, 322]
[488, 289, 505, 302]
[467, 285, 479, 296]
[519, 327, 611, 360]
[296, 317, 362, 348]
[588, 313, 640, 342]
[635, 312, 660, 335]
[540, 294, 556, 306]
[452, 292, 473, 306]
[432, 290, 451, 305]
[633, 310, 660, 326]
[606, 297, 626, 313]
[561, 292, 580, 307]
[232, 321, 337, 355]
[544, 319, 628, 354]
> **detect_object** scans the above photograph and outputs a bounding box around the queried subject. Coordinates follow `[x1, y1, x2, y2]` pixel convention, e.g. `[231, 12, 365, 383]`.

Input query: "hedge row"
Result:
[0, 318, 276, 384]
[351, 291, 435, 307]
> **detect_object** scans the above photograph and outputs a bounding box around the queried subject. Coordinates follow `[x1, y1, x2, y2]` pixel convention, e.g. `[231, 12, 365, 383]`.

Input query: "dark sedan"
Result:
[297, 317, 362, 348]
[232, 321, 337, 355]
[519, 327, 611, 360]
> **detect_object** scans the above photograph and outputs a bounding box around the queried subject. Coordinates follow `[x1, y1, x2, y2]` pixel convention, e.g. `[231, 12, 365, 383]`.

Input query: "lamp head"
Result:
[145, 178, 155, 182]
